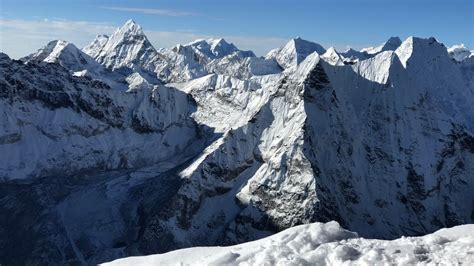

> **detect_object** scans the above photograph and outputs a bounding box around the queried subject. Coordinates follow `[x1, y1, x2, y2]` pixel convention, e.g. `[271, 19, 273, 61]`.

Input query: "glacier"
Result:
[0, 19, 473, 265]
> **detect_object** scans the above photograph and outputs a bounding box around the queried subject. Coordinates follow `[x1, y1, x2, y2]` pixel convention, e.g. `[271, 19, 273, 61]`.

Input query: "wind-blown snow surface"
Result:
[105, 221, 474, 266]
[1, 19, 474, 265]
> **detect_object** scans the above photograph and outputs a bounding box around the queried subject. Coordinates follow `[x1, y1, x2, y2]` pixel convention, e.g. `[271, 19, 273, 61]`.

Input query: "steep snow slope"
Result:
[1, 21, 474, 265]
[91, 20, 162, 73]
[266, 37, 326, 69]
[156, 39, 280, 83]
[105, 222, 474, 266]
[186, 38, 255, 60]
[339, 48, 370, 63]
[168, 73, 281, 132]
[361, 36, 402, 54]
[0, 53, 205, 180]
[321, 47, 345, 66]
[133, 37, 474, 253]
[22, 40, 132, 90]
[341, 37, 402, 64]
[23, 40, 100, 72]
[82, 34, 109, 57]
[83, 21, 280, 84]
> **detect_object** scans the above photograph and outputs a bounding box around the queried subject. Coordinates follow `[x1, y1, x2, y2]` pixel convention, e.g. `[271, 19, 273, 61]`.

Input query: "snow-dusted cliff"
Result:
[0, 20, 473, 265]
[0, 53, 205, 180]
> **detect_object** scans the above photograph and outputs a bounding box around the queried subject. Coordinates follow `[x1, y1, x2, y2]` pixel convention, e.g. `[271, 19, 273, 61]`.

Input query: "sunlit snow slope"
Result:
[105, 221, 474, 266]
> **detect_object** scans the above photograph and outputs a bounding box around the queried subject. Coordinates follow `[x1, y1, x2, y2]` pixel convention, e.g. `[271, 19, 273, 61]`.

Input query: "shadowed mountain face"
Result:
[0, 20, 473, 265]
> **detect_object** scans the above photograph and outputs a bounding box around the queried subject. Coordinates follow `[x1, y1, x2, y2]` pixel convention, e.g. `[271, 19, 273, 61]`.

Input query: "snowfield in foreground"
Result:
[104, 221, 474, 266]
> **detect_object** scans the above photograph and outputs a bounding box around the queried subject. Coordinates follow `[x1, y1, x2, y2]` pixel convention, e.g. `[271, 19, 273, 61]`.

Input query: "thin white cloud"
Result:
[99, 6, 197, 17]
[0, 18, 291, 58]
[0, 18, 116, 58]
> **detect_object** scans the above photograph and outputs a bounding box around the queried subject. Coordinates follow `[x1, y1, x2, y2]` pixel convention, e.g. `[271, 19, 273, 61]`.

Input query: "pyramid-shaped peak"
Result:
[400, 36, 444, 49]
[288, 37, 326, 55]
[381, 37, 402, 50]
[386, 36, 402, 44]
[124, 19, 140, 28]
[118, 19, 144, 35]
[208, 38, 238, 52]
[361, 37, 402, 55]
[208, 38, 234, 48]
[321, 47, 344, 66]
[209, 38, 227, 45]
[395, 36, 448, 68]
[93, 19, 158, 70]
[23, 40, 75, 63]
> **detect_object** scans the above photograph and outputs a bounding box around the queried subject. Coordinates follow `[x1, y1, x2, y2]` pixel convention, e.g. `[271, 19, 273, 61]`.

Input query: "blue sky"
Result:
[0, 0, 473, 58]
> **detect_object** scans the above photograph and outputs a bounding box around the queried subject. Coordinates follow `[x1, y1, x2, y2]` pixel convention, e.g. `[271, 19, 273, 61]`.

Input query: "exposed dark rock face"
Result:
[0, 34, 473, 265]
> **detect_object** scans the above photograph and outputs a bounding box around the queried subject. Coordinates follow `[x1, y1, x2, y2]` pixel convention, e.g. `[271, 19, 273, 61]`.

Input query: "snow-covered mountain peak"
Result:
[448, 43, 473, 62]
[23, 39, 67, 62]
[107, 19, 148, 48]
[266, 37, 326, 69]
[395, 36, 448, 68]
[186, 38, 253, 59]
[351, 50, 399, 84]
[291, 37, 326, 53]
[82, 34, 109, 57]
[321, 47, 344, 65]
[42, 40, 79, 62]
[22, 39, 101, 72]
[120, 19, 142, 34]
[340, 48, 370, 64]
[383, 36, 402, 49]
[94, 20, 159, 70]
[294, 51, 321, 78]
[361, 36, 402, 54]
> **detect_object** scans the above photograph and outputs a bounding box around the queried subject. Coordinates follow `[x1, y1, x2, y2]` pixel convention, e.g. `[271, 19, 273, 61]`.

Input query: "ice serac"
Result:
[266, 37, 326, 69]
[93, 19, 161, 72]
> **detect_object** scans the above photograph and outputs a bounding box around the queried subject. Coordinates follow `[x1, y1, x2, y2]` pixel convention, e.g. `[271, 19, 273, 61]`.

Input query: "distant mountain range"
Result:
[0, 19, 473, 265]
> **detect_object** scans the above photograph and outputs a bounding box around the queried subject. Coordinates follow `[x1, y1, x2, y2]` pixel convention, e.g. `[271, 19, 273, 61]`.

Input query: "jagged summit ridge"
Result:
[93, 19, 160, 70]
[361, 36, 402, 54]
[1, 19, 473, 265]
[266, 37, 326, 69]
[185, 38, 255, 59]
[395, 36, 449, 68]
[82, 34, 109, 57]
[22, 39, 104, 73]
